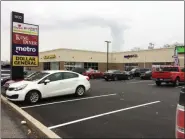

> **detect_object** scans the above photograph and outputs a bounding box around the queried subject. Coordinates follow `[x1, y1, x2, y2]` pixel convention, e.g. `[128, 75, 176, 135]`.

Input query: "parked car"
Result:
[83, 70, 104, 79]
[103, 70, 131, 81]
[130, 68, 150, 77]
[2, 70, 36, 87]
[1, 69, 11, 86]
[140, 70, 152, 80]
[72, 67, 86, 75]
[4, 70, 90, 104]
[152, 66, 185, 86]
[175, 87, 185, 138]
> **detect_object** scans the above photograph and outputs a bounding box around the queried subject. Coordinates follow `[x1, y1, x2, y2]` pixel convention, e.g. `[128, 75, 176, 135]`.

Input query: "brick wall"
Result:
[60, 61, 64, 70]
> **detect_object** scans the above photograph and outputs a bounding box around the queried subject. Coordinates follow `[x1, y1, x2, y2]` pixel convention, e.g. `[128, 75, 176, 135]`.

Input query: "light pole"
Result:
[105, 41, 111, 71]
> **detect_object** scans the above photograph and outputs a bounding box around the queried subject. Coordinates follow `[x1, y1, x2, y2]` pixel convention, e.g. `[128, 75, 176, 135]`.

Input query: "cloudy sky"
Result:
[1, 1, 184, 61]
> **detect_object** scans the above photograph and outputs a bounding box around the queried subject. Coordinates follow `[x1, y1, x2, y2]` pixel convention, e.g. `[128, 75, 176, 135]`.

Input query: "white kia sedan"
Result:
[5, 70, 91, 104]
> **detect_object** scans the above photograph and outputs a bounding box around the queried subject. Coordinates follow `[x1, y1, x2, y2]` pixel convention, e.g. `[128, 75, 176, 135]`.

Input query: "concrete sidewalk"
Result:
[1, 103, 29, 138]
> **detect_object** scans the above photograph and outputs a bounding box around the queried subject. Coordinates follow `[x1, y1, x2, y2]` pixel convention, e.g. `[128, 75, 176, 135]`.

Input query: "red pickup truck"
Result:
[152, 66, 185, 86]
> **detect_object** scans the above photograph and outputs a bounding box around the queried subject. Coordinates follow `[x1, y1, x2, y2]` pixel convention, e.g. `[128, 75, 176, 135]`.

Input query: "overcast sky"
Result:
[1, 1, 184, 61]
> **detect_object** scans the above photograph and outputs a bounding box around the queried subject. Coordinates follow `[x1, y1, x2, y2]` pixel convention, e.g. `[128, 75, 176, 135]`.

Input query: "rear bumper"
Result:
[152, 78, 173, 82]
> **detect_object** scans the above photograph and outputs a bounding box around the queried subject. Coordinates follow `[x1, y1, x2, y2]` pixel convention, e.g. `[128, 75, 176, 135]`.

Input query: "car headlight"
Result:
[14, 84, 28, 91]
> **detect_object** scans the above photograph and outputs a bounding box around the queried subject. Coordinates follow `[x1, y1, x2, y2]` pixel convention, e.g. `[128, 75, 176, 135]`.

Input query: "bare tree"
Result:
[163, 44, 170, 48]
[148, 42, 155, 49]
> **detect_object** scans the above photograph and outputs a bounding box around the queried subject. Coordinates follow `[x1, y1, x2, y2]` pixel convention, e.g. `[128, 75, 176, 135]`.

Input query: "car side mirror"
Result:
[44, 79, 50, 85]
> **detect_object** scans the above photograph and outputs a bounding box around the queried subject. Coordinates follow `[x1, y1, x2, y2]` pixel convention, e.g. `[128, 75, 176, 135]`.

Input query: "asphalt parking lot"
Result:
[16, 79, 184, 138]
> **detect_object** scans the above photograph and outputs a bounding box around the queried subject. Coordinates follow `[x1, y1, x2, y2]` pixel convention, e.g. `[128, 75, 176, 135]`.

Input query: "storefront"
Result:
[84, 62, 98, 70]
[26, 47, 184, 72]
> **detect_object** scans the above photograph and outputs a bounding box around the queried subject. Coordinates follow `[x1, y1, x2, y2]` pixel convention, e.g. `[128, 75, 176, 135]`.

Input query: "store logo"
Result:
[124, 54, 138, 59]
[15, 46, 36, 54]
[13, 33, 38, 45]
[13, 22, 39, 35]
[44, 55, 56, 59]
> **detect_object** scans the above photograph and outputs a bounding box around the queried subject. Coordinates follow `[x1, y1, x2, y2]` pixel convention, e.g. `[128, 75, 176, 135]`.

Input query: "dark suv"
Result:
[130, 68, 150, 77]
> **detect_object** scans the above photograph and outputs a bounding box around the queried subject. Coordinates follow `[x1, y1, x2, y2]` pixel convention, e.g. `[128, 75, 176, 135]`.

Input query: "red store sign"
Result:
[13, 33, 38, 46]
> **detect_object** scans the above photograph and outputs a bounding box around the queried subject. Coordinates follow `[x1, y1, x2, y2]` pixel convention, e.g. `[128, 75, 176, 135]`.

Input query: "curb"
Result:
[1, 95, 61, 138]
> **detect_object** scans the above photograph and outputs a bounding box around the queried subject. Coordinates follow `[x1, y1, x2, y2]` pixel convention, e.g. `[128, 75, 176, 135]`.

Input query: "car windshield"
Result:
[161, 67, 179, 72]
[86, 70, 94, 73]
[25, 72, 49, 81]
[131, 68, 137, 72]
[145, 70, 151, 73]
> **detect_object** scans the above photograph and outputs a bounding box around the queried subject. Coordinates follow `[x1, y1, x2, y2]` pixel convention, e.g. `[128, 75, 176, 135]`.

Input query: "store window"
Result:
[50, 62, 60, 70]
[124, 63, 138, 71]
[84, 62, 98, 70]
[43, 62, 50, 70]
[64, 62, 83, 71]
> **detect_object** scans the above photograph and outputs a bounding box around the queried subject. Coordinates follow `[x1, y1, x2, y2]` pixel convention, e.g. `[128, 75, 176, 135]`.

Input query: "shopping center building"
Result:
[28, 47, 184, 72]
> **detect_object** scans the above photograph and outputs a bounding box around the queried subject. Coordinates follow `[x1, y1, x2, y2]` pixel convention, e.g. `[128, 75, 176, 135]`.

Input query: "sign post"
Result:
[11, 11, 39, 80]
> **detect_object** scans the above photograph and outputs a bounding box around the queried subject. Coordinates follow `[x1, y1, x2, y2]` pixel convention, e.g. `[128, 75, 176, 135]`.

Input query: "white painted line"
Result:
[48, 101, 160, 129]
[21, 94, 117, 109]
[148, 84, 155, 86]
[176, 86, 183, 88]
[127, 81, 152, 84]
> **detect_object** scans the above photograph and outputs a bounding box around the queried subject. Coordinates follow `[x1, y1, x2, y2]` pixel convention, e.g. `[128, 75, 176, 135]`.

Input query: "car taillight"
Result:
[176, 105, 185, 139]
[176, 87, 185, 139]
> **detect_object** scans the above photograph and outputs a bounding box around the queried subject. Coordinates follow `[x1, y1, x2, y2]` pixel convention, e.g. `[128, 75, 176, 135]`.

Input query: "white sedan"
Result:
[5, 70, 91, 104]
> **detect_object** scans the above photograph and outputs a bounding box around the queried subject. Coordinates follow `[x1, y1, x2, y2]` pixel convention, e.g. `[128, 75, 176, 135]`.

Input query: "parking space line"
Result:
[148, 84, 155, 86]
[21, 94, 117, 109]
[176, 86, 184, 88]
[127, 81, 152, 84]
[48, 101, 160, 129]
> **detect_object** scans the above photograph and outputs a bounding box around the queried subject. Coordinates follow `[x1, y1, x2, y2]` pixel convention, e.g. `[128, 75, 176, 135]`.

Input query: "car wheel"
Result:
[127, 76, 131, 80]
[114, 76, 118, 81]
[130, 75, 133, 79]
[25, 90, 40, 104]
[105, 78, 108, 81]
[156, 81, 161, 86]
[75, 86, 85, 96]
[173, 77, 180, 86]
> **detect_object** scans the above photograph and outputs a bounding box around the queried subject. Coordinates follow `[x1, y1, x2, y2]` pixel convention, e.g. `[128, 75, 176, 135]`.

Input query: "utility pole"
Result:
[105, 41, 111, 71]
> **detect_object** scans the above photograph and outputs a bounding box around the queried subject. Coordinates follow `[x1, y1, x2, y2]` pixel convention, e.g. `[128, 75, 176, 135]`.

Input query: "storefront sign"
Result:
[124, 54, 138, 59]
[12, 21, 39, 67]
[13, 22, 38, 35]
[13, 33, 38, 45]
[44, 55, 56, 59]
[12, 55, 38, 66]
[176, 46, 185, 54]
